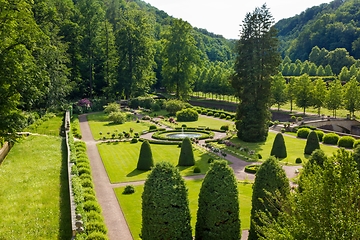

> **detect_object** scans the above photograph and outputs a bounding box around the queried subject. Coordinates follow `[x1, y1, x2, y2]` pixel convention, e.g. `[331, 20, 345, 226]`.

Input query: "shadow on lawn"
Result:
[127, 168, 147, 177]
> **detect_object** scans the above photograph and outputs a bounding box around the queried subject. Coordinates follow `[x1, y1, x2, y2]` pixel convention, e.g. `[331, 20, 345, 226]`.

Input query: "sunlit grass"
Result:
[160, 115, 234, 131]
[0, 135, 71, 239]
[115, 180, 253, 239]
[24, 115, 63, 136]
[97, 141, 221, 183]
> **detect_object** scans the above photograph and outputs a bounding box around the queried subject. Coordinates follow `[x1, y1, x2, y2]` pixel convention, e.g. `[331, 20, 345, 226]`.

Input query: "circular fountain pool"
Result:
[166, 132, 202, 139]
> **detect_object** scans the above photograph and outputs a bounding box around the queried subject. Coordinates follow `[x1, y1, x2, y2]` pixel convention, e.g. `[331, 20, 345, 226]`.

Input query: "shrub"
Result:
[295, 157, 302, 164]
[176, 108, 199, 122]
[103, 102, 119, 114]
[270, 133, 287, 158]
[178, 137, 195, 166]
[108, 111, 126, 124]
[208, 158, 214, 163]
[86, 221, 107, 235]
[81, 178, 94, 188]
[323, 133, 340, 145]
[83, 201, 102, 213]
[193, 166, 201, 173]
[151, 103, 161, 112]
[131, 138, 138, 143]
[86, 231, 108, 240]
[315, 130, 324, 142]
[219, 113, 226, 119]
[84, 193, 96, 202]
[297, 128, 311, 139]
[244, 164, 260, 174]
[226, 116, 232, 120]
[142, 162, 192, 240]
[84, 187, 96, 196]
[149, 125, 157, 131]
[220, 125, 229, 131]
[78, 167, 91, 176]
[181, 124, 187, 128]
[354, 139, 360, 148]
[87, 210, 104, 222]
[338, 136, 356, 149]
[304, 131, 320, 155]
[206, 111, 214, 116]
[123, 185, 135, 194]
[214, 112, 220, 117]
[258, 153, 262, 159]
[165, 100, 186, 115]
[195, 160, 240, 239]
[137, 141, 154, 170]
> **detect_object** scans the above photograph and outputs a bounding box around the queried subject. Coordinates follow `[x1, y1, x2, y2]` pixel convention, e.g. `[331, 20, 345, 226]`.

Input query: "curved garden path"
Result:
[79, 113, 301, 240]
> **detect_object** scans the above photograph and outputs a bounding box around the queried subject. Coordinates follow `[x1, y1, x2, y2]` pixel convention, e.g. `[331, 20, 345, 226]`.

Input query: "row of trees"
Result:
[141, 160, 241, 239]
[271, 73, 360, 117]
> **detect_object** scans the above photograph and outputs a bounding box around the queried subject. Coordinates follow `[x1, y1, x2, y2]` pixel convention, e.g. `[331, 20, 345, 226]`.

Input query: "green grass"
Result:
[0, 135, 71, 239]
[115, 180, 253, 239]
[97, 142, 221, 183]
[87, 112, 153, 140]
[161, 115, 234, 131]
[24, 115, 63, 136]
[215, 131, 339, 164]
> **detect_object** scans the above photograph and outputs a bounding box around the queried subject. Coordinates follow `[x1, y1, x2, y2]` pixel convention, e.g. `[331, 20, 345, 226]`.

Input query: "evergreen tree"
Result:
[178, 137, 195, 166]
[162, 19, 200, 100]
[304, 131, 320, 155]
[195, 160, 240, 240]
[141, 162, 192, 240]
[248, 157, 290, 240]
[231, 4, 281, 142]
[270, 133, 287, 159]
[137, 140, 154, 170]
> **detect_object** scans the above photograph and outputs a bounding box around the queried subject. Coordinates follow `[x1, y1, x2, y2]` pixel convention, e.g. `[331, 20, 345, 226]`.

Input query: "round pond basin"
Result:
[166, 132, 202, 139]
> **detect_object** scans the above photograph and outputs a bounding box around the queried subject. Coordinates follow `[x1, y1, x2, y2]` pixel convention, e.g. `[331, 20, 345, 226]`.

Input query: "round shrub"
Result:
[220, 125, 229, 131]
[149, 125, 157, 131]
[86, 232, 108, 240]
[84, 193, 96, 202]
[295, 157, 302, 164]
[181, 124, 187, 128]
[323, 133, 340, 145]
[131, 138, 138, 143]
[196, 108, 202, 114]
[103, 102, 119, 114]
[176, 108, 199, 122]
[270, 133, 287, 158]
[219, 113, 226, 119]
[83, 187, 96, 196]
[86, 221, 107, 235]
[165, 99, 186, 115]
[214, 112, 220, 117]
[108, 111, 126, 124]
[76, 162, 90, 170]
[315, 130, 324, 142]
[81, 178, 94, 188]
[354, 139, 360, 148]
[201, 109, 208, 115]
[178, 137, 195, 166]
[297, 128, 311, 139]
[77, 156, 90, 164]
[244, 165, 260, 174]
[87, 210, 104, 222]
[137, 141, 154, 170]
[78, 167, 91, 176]
[206, 111, 214, 116]
[226, 116, 232, 120]
[123, 185, 135, 194]
[83, 201, 101, 213]
[338, 136, 356, 149]
[193, 166, 201, 173]
[304, 131, 320, 155]
[258, 153, 262, 159]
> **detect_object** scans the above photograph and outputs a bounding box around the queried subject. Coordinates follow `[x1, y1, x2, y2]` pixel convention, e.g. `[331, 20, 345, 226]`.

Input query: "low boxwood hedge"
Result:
[323, 133, 340, 145]
[338, 136, 356, 149]
[244, 164, 260, 174]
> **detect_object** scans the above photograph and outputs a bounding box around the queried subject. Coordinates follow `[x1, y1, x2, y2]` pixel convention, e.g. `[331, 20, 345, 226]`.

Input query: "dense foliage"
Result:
[176, 108, 199, 122]
[137, 140, 154, 170]
[248, 157, 290, 240]
[270, 133, 287, 159]
[178, 137, 195, 166]
[141, 162, 192, 240]
[195, 160, 240, 240]
[304, 131, 321, 155]
[231, 4, 281, 142]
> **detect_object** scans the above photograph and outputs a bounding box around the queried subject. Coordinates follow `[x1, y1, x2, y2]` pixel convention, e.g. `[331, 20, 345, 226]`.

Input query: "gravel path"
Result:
[79, 113, 301, 240]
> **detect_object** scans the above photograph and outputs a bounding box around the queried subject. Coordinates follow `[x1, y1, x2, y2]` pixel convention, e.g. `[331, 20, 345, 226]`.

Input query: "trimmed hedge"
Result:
[323, 133, 340, 145]
[178, 137, 195, 166]
[270, 133, 287, 158]
[244, 164, 260, 174]
[304, 131, 320, 155]
[338, 136, 356, 149]
[297, 128, 311, 139]
[354, 139, 360, 148]
[137, 140, 154, 170]
[314, 130, 324, 142]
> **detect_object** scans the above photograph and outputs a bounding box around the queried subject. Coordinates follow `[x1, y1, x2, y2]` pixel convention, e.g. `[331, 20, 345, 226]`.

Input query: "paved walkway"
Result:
[79, 114, 301, 240]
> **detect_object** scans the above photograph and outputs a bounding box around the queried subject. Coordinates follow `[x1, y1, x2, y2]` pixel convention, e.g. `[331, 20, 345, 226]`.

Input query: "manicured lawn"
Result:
[161, 115, 234, 131]
[115, 180, 253, 239]
[215, 131, 339, 164]
[97, 141, 220, 183]
[24, 115, 63, 136]
[87, 112, 153, 140]
[0, 135, 71, 239]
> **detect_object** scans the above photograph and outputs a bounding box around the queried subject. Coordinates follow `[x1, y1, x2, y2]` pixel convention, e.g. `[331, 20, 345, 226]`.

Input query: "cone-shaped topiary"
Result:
[137, 140, 154, 170]
[248, 157, 290, 240]
[270, 133, 287, 158]
[178, 137, 195, 166]
[304, 130, 320, 155]
[141, 162, 192, 240]
[195, 160, 241, 240]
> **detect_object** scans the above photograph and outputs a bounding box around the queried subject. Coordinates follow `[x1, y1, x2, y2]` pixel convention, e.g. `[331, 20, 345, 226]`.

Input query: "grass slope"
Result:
[115, 180, 252, 239]
[97, 142, 217, 183]
[0, 135, 71, 239]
